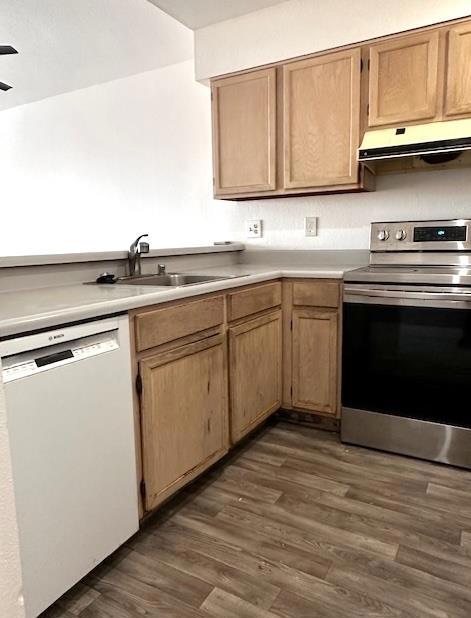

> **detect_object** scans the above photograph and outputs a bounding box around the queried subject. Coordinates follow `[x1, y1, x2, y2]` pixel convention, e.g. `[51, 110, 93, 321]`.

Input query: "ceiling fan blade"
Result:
[0, 81, 12, 91]
[0, 45, 18, 55]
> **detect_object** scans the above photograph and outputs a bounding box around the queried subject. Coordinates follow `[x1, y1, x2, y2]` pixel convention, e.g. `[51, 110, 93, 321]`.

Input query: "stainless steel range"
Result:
[342, 219, 471, 469]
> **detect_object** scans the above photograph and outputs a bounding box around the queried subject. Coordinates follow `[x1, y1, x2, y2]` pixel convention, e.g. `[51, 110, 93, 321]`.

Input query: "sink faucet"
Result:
[128, 234, 149, 276]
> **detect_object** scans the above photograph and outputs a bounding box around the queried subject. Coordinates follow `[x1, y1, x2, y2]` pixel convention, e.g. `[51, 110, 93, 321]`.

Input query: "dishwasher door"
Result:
[1, 315, 138, 618]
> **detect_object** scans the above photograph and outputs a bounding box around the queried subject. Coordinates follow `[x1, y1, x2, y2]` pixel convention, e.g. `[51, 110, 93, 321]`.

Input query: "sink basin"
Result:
[116, 273, 240, 287]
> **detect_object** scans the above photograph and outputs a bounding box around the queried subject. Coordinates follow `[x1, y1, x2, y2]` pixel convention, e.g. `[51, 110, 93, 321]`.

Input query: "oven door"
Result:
[342, 283, 471, 467]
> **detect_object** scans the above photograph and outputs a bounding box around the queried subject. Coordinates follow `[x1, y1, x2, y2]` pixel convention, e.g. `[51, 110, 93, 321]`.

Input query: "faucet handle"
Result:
[139, 241, 150, 254]
[157, 264, 166, 275]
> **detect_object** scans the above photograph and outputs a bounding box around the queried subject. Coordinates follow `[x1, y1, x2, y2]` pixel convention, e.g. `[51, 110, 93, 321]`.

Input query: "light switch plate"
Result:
[304, 216, 318, 237]
[246, 219, 262, 238]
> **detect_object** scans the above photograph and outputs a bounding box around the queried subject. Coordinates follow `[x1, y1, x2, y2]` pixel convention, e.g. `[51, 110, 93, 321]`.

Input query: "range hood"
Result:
[358, 118, 471, 162]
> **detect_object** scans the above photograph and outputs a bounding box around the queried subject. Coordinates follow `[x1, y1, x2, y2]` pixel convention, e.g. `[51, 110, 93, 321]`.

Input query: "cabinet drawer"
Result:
[227, 282, 281, 321]
[135, 295, 224, 352]
[292, 281, 340, 308]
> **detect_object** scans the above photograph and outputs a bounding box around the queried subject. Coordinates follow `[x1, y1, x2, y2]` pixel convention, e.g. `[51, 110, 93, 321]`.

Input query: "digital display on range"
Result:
[413, 226, 467, 242]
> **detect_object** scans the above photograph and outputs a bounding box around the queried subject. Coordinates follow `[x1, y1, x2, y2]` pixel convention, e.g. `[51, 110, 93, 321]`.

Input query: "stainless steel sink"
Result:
[116, 273, 242, 287]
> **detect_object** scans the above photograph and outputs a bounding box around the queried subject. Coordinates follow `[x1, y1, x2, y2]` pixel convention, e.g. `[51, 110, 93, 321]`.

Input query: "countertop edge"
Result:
[0, 267, 353, 339]
[0, 243, 245, 268]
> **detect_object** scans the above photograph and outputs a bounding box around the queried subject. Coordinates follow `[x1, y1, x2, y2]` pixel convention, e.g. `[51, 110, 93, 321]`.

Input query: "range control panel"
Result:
[370, 220, 471, 252]
[413, 226, 467, 242]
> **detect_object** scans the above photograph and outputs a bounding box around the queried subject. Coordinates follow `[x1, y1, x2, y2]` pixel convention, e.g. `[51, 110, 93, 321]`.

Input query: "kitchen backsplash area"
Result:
[228, 168, 471, 251]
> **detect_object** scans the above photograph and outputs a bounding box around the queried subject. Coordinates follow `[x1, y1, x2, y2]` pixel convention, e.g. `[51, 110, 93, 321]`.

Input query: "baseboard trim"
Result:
[276, 409, 340, 432]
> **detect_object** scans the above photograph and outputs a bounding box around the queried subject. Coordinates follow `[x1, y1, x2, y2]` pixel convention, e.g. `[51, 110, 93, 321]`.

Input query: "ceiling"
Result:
[147, 0, 290, 29]
[0, 0, 193, 111]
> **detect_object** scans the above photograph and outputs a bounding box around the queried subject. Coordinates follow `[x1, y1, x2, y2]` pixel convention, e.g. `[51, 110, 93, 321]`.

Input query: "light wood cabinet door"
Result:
[445, 23, 471, 117]
[212, 68, 276, 196]
[140, 335, 228, 511]
[292, 308, 338, 415]
[368, 31, 440, 127]
[283, 48, 361, 188]
[229, 311, 282, 443]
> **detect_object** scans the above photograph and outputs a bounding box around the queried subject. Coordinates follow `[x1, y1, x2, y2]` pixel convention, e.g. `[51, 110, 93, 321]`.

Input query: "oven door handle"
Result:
[344, 286, 471, 309]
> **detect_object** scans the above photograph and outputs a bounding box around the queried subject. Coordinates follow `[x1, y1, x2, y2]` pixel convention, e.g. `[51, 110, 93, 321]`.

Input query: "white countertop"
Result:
[0, 263, 361, 338]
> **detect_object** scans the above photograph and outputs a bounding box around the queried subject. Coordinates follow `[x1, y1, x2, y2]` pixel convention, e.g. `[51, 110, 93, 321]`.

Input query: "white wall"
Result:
[0, 60, 238, 256]
[0, 372, 25, 618]
[195, 0, 471, 80]
[223, 170, 471, 250]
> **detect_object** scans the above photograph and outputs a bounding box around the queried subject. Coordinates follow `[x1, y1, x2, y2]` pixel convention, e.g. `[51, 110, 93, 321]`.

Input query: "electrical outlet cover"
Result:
[304, 216, 318, 237]
[246, 219, 262, 238]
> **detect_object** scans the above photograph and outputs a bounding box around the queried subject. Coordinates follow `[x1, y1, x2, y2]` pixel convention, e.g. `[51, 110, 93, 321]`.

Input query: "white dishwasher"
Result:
[0, 315, 139, 618]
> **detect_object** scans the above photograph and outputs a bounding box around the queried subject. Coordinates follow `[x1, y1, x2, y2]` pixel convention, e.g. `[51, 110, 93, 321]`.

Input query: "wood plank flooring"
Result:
[42, 421, 471, 618]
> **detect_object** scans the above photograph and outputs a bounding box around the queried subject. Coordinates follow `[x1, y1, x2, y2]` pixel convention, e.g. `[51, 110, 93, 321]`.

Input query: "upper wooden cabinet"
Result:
[211, 48, 373, 199]
[210, 18, 471, 197]
[445, 23, 471, 117]
[211, 68, 277, 196]
[283, 48, 361, 188]
[368, 31, 440, 127]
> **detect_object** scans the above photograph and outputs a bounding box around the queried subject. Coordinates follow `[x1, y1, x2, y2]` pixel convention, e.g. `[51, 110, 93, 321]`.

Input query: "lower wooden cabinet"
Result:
[229, 311, 282, 443]
[133, 279, 342, 516]
[291, 308, 339, 415]
[139, 334, 228, 511]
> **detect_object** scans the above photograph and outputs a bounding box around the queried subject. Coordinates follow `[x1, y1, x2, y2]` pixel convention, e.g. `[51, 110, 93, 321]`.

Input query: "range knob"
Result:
[395, 229, 407, 241]
[377, 229, 389, 241]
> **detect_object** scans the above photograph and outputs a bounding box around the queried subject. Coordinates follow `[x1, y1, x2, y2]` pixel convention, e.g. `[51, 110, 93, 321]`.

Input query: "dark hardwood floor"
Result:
[42, 421, 471, 618]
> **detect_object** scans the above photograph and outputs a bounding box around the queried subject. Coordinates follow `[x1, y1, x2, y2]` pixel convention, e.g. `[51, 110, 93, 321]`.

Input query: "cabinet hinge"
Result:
[290, 386, 293, 397]
[360, 58, 363, 72]
[368, 58, 370, 71]
[140, 479, 146, 501]
[136, 372, 143, 397]
[367, 104, 370, 116]
[290, 320, 293, 331]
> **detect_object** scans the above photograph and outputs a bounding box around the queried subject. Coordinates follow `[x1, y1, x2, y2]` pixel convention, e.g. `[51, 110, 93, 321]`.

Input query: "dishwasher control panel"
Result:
[2, 334, 119, 383]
